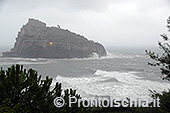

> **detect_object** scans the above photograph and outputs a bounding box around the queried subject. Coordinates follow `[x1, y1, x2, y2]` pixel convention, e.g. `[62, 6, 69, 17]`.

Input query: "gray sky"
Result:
[0, 0, 170, 48]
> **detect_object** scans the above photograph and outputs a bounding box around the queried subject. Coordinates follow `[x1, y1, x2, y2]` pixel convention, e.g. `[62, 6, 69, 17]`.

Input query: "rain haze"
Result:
[0, 0, 170, 48]
[1, 1, 170, 111]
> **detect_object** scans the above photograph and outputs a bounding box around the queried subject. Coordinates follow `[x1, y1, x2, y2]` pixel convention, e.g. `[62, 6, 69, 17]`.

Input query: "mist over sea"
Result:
[0, 46, 169, 100]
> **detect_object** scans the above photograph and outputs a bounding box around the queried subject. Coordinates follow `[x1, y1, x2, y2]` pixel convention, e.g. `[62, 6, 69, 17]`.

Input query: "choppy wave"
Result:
[0, 51, 145, 64]
[104, 52, 144, 59]
[54, 70, 170, 100]
[51, 52, 145, 61]
[0, 57, 50, 65]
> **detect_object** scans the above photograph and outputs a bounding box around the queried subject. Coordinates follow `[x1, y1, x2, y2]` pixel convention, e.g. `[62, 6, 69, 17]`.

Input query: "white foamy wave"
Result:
[0, 50, 144, 62]
[54, 70, 170, 100]
[94, 70, 108, 76]
[104, 52, 144, 59]
[0, 57, 50, 65]
[0, 51, 144, 62]
[0, 62, 49, 65]
[45, 51, 144, 61]
[73, 52, 144, 61]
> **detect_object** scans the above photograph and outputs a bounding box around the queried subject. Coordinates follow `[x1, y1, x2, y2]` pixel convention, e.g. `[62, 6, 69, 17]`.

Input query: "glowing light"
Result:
[49, 42, 53, 45]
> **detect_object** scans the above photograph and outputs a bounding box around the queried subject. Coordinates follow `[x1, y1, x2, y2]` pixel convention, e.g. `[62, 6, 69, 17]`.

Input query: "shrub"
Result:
[0, 64, 90, 113]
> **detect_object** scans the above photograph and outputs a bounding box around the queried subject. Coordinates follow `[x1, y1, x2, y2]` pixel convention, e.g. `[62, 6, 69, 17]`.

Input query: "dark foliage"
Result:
[0, 64, 90, 113]
[145, 16, 170, 112]
[146, 17, 170, 81]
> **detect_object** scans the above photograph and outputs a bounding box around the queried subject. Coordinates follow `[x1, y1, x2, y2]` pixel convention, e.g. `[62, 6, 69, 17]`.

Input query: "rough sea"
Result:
[0, 46, 170, 101]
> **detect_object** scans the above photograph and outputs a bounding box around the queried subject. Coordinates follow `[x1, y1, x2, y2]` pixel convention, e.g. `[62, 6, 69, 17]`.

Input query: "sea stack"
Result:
[3, 19, 107, 58]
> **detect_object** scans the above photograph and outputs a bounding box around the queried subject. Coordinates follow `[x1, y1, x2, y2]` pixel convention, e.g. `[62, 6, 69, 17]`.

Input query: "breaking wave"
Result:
[0, 51, 145, 65]
[54, 70, 170, 100]
[0, 57, 50, 65]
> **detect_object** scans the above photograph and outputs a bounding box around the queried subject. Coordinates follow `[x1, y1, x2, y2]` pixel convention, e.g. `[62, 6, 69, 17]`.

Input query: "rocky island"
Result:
[3, 19, 107, 58]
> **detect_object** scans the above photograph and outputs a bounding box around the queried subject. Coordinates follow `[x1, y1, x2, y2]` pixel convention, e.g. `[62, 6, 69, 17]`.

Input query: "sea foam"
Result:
[54, 70, 170, 100]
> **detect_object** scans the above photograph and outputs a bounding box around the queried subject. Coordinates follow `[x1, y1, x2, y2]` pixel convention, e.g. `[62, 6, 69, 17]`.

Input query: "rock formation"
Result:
[3, 19, 107, 58]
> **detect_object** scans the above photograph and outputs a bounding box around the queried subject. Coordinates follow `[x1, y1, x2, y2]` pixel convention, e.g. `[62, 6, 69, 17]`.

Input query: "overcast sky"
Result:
[0, 0, 170, 48]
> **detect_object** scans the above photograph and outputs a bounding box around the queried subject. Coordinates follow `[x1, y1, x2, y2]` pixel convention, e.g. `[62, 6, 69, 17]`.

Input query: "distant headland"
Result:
[3, 18, 107, 58]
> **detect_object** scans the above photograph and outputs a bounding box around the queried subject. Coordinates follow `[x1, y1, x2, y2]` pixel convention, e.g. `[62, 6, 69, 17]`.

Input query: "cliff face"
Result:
[3, 19, 107, 58]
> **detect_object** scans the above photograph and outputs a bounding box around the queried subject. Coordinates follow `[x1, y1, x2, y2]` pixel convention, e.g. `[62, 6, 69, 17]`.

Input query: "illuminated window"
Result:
[49, 42, 53, 45]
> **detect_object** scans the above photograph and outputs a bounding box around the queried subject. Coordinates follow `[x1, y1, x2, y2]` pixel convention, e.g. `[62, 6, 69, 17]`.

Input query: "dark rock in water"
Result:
[3, 18, 107, 58]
